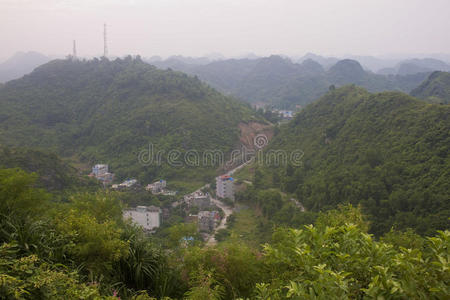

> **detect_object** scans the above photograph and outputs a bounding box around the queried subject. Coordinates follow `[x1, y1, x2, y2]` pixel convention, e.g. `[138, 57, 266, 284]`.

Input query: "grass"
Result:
[232, 164, 255, 182]
[169, 179, 206, 194]
[225, 208, 271, 248]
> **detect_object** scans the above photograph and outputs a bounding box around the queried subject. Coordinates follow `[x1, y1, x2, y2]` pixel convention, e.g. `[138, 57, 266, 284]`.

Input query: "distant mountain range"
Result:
[378, 58, 450, 76]
[1, 51, 449, 109]
[150, 55, 431, 109]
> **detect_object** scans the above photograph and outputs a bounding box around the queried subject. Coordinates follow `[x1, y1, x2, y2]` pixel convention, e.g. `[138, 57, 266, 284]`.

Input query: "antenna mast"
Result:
[72, 40, 77, 59]
[103, 23, 108, 58]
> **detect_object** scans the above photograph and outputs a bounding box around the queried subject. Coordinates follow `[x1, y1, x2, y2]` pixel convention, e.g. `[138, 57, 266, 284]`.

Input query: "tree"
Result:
[54, 209, 128, 276]
[258, 224, 450, 299]
[315, 204, 370, 232]
[167, 223, 200, 248]
[0, 168, 49, 218]
[0, 243, 107, 299]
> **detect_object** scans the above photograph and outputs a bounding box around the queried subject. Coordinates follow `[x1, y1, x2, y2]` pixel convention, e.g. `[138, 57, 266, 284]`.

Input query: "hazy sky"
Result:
[1, 0, 449, 59]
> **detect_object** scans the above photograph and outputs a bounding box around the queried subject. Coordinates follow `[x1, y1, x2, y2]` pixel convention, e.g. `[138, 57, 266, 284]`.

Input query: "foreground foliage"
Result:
[0, 168, 181, 299]
[260, 225, 449, 299]
[1, 168, 449, 299]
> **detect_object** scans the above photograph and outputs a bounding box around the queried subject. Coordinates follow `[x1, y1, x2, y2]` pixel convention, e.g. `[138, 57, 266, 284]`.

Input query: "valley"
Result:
[1, 60, 448, 299]
[1, 2, 449, 296]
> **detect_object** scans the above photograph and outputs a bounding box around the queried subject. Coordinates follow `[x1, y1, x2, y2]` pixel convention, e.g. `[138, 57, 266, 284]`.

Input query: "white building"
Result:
[92, 164, 108, 177]
[123, 206, 161, 231]
[119, 179, 137, 188]
[279, 110, 294, 119]
[216, 175, 234, 200]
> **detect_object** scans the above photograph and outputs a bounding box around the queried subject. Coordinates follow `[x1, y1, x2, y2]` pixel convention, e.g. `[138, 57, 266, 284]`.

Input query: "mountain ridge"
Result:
[260, 85, 450, 235]
[411, 71, 450, 104]
[0, 57, 263, 188]
[151, 56, 430, 109]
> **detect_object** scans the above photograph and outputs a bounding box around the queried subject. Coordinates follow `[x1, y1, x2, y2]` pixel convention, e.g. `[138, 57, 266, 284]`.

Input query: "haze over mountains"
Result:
[2, 51, 450, 112]
[0, 46, 449, 300]
[0, 51, 52, 83]
[2, 50, 450, 82]
[1, 53, 447, 225]
[1, 0, 450, 297]
[150, 55, 436, 109]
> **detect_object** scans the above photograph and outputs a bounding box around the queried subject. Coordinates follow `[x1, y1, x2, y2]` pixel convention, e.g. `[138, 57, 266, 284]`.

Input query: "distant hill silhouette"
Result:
[0, 51, 52, 83]
[411, 71, 450, 104]
[151, 56, 429, 109]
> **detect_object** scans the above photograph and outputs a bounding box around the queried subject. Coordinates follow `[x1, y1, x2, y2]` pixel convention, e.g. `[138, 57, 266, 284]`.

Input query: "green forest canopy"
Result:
[255, 85, 449, 236]
[152, 56, 430, 109]
[411, 71, 450, 104]
[0, 57, 262, 187]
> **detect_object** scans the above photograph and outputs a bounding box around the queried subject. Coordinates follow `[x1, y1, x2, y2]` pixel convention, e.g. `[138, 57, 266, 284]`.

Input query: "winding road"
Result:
[205, 160, 254, 245]
[206, 197, 233, 245]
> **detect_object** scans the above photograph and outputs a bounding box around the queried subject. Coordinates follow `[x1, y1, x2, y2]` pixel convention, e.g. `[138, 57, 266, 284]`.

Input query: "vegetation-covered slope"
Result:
[2, 170, 448, 299]
[152, 56, 430, 109]
[411, 71, 450, 104]
[0, 146, 98, 192]
[261, 86, 449, 235]
[0, 57, 260, 185]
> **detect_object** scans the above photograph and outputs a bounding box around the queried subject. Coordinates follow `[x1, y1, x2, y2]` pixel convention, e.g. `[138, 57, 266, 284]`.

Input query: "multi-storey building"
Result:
[216, 175, 234, 200]
[123, 205, 161, 231]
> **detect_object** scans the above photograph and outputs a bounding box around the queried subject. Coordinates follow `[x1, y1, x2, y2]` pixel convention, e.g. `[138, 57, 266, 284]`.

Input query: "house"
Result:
[216, 175, 234, 200]
[96, 172, 114, 184]
[123, 205, 161, 231]
[198, 211, 219, 232]
[184, 191, 211, 209]
[271, 109, 294, 120]
[112, 179, 138, 190]
[279, 110, 294, 119]
[145, 179, 167, 194]
[162, 208, 170, 221]
[162, 190, 177, 196]
[90, 164, 114, 185]
[119, 179, 137, 188]
[185, 214, 199, 224]
[92, 164, 108, 177]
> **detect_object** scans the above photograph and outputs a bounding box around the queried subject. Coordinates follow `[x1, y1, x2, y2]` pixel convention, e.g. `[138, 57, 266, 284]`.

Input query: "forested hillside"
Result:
[0, 146, 98, 193]
[151, 56, 430, 109]
[0, 57, 261, 186]
[411, 71, 450, 104]
[256, 86, 449, 236]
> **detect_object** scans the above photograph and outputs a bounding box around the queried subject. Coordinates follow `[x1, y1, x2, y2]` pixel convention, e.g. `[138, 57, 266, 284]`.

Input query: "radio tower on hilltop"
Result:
[72, 40, 77, 59]
[103, 23, 108, 58]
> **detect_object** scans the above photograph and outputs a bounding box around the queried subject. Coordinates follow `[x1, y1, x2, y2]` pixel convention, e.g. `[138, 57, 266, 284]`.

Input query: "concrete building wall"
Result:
[92, 164, 108, 177]
[123, 206, 161, 230]
[216, 176, 234, 200]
